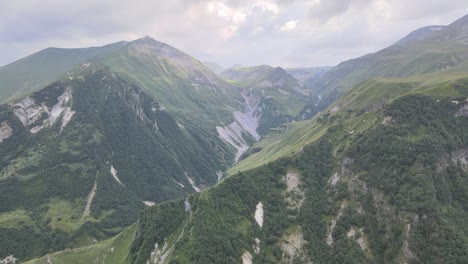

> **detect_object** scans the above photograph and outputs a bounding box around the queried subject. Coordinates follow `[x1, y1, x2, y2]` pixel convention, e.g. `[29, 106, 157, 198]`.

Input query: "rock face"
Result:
[0, 122, 12, 142]
[216, 91, 262, 162]
[12, 87, 75, 133]
[255, 202, 264, 228]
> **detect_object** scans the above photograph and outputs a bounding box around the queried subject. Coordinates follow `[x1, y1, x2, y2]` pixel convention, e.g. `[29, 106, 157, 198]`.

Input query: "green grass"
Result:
[0, 209, 35, 229]
[230, 70, 468, 174]
[25, 224, 137, 264]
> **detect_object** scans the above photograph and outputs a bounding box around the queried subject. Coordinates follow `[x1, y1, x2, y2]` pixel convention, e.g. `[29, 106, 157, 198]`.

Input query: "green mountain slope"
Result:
[312, 14, 468, 110]
[0, 42, 126, 103]
[0, 67, 232, 261]
[83, 83, 466, 264]
[221, 65, 318, 126]
[203, 61, 225, 75]
[285, 66, 331, 86]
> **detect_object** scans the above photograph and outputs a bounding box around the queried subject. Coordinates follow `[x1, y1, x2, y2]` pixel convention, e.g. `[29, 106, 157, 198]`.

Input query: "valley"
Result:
[0, 11, 467, 264]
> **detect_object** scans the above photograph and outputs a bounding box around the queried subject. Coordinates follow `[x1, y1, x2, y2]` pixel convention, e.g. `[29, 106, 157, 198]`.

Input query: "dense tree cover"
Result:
[0, 68, 234, 261]
[129, 93, 467, 264]
[348, 95, 468, 263]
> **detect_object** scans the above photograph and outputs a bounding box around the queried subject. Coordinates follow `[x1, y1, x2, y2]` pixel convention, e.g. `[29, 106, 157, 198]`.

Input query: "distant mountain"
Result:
[394, 25, 446, 46]
[311, 13, 468, 110]
[202, 61, 225, 75]
[0, 41, 126, 103]
[18, 14, 468, 264]
[285, 66, 331, 85]
[220, 65, 319, 136]
[39, 69, 467, 264]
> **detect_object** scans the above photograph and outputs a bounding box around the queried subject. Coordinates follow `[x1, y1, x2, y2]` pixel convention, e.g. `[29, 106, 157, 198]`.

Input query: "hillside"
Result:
[311, 14, 468, 110]
[39, 79, 467, 263]
[0, 66, 234, 261]
[221, 65, 318, 130]
[2, 12, 468, 264]
[285, 67, 331, 86]
[203, 61, 225, 75]
[0, 42, 126, 103]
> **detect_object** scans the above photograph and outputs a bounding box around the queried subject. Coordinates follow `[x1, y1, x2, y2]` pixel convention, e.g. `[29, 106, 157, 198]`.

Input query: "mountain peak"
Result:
[394, 25, 446, 46]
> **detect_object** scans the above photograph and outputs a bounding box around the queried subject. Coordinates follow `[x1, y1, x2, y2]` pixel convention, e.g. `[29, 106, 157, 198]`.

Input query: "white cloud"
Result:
[0, 0, 467, 68]
[280, 20, 298, 31]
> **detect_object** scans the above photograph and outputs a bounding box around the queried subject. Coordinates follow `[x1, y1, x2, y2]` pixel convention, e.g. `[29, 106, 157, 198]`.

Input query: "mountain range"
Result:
[0, 13, 467, 264]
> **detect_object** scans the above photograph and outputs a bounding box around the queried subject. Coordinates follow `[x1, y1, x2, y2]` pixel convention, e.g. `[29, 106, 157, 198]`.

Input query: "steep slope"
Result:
[203, 61, 225, 75]
[0, 42, 126, 103]
[95, 36, 243, 126]
[124, 75, 468, 264]
[221, 65, 318, 132]
[285, 66, 331, 86]
[312, 14, 468, 110]
[0, 66, 231, 262]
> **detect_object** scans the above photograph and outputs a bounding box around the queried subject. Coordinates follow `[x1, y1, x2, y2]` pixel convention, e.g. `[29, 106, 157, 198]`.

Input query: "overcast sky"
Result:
[1, 0, 468, 68]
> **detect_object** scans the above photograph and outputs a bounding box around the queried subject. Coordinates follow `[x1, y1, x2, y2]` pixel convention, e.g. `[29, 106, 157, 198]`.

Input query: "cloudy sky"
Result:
[1, 0, 468, 68]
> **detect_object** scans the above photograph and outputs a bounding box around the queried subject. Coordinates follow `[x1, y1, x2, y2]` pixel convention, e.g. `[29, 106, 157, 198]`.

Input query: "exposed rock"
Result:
[253, 238, 261, 254]
[216, 91, 262, 162]
[382, 116, 393, 124]
[0, 122, 13, 143]
[144, 201, 155, 206]
[0, 255, 17, 264]
[437, 147, 468, 171]
[329, 172, 340, 186]
[110, 165, 122, 185]
[327, 202, 345, 246]
[281, 227, 311, 264]
[347, 226, 368, 251]
[255, 202, 264, 227]
[216, 170, 224, 182]
[284, 171, 305, 209]
[330, 105, 340, 113]
[455, 100, 468, 116]
[12, 87, 75, 133]
[242, 251, 253, 264]
[186, 173, 201, 192]
[83, 181, 97, 218]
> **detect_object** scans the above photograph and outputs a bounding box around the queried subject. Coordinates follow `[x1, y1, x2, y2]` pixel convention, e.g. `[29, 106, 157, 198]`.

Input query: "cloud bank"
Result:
[1, 0, 467, 67]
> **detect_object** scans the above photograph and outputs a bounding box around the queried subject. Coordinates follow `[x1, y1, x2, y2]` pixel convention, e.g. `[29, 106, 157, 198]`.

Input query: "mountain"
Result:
[221, 65, 318, 123]
[311, 14, 468, 110]
[0, 37, 324, 262]
[285, 66, 331, 85]
[30, 71, 467, 263]
[4, 14, 468, 264]
[0, 41, 126, 103]
[0, 65, 236, 260]
[203, 61, 225, 75]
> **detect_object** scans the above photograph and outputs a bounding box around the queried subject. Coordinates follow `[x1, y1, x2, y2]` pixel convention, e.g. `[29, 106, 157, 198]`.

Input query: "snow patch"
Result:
[255, 202, 264, 227]
[110, 165, 122, 185]
[0, 122, 13, 143]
